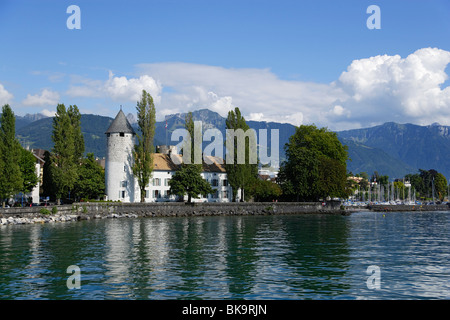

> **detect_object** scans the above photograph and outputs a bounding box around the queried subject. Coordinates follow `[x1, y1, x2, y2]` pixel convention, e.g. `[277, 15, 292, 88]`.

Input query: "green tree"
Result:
[68, 104, 85, 160]
[0, 104, 23, 207]
[225, 107, 258, 201]
[19, 148, 39, 195]
[75, 153, 105, 200]
[279, 124, 349, 201]
[249, 179, 282, 202]
[51, 104, 84, 204]
[42, 150, 56, 201]
[169, 164, 213, 203]
[318, 156, 348, 200]
[434, 172, 447, 201]
[132, 90, 156, 202]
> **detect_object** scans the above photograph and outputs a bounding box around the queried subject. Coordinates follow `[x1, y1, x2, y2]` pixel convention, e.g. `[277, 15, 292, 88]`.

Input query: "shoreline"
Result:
[1, 201, 448, 226]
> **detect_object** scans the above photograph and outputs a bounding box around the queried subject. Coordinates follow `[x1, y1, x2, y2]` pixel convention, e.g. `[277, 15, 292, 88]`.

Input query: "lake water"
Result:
[0, 211, 448, 300]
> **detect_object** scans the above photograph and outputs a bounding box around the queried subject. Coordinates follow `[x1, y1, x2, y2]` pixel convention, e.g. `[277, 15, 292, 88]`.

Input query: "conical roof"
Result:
[105, 110, 136, 134]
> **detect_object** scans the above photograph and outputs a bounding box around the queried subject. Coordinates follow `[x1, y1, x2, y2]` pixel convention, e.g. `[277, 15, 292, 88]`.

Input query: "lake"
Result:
[0, 211, 448, 300]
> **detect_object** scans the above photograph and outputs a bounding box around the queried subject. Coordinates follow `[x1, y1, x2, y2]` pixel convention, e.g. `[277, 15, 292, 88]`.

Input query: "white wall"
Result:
[105, 132, 136, 202]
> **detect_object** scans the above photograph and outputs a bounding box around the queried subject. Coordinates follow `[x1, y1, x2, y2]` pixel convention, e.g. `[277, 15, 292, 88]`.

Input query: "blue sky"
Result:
[1, 0, 449, 130]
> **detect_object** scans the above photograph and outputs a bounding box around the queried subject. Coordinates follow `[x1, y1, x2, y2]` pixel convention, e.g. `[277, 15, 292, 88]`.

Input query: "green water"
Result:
[0, 211, 448, 299]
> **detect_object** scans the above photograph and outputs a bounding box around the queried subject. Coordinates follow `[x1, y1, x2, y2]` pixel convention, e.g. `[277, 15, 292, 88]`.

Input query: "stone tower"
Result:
[105, 109, 136, 202]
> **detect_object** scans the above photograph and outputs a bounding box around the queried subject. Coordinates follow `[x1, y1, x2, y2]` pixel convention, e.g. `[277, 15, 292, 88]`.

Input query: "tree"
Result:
[169, 111, 214, 203]
[225, 107, 258, 201]
[19, 148, 39, 195]
[318, 156, 348, 200]
[169, 164, 213, 203]
[74, 153, 105, 200]
[51, 104, 84, 204]
[132, 90, 156, 202]
[42, 150, 56, 201]
[0, 104, 23, 207]
[249, 179, 282, 202]
[279, 124, 349, 201]
[434, 172, 447, 201]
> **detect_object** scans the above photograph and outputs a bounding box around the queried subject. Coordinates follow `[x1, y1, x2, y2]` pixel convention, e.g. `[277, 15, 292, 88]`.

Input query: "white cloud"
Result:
[0, 83, 13, 105]
[22, 89, 60, 107]
[335, 47, 450, 127]
[136, 62, 344, 125]
[51, 47, 450, 130]
[67, 71, 162, 105]
[40, 109, 56, 117]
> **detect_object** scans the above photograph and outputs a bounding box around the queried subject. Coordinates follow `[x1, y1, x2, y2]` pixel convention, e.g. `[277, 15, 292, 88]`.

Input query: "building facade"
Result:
[105, 110, 233, 203]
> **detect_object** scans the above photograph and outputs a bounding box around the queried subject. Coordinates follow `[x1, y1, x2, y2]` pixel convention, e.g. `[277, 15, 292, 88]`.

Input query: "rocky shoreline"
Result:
[0, 212, 139, 226]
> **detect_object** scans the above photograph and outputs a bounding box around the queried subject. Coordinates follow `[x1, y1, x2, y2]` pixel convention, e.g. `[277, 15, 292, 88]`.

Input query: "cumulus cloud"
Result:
[40, 109, 56, 117]
[0, 83, 13, 105]
[67, 71, 162, 104]
[334, 47, 450, 127]
[22, 89, 60, 106]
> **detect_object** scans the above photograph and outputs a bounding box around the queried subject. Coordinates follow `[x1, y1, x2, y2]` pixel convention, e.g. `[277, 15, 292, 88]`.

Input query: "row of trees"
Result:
[43, 104, 105, 203]
[0, 105, 39, 207]
[346, 169, 449, 202]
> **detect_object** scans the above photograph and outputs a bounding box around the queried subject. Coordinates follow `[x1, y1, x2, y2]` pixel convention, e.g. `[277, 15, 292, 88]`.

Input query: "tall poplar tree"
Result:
[51, 104, 84, 204]
[169, 111, 213, 203]
[132, 90, 156, 202]
[225, 107, 258, 202]
[0, 104, 23, 207]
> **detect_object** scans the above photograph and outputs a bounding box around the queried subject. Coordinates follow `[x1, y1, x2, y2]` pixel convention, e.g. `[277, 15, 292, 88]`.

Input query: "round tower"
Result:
[105, 109, 136, 202]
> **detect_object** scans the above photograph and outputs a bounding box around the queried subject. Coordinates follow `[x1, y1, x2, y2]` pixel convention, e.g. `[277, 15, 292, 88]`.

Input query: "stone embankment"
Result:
[0, 201, 344, 226]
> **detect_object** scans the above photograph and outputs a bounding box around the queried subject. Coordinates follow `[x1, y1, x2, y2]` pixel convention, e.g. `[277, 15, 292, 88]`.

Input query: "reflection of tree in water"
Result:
[280, 215, 351, 298]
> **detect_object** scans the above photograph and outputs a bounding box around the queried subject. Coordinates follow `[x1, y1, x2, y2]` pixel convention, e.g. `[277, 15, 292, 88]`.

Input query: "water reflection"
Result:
[0, 212, 448, 299]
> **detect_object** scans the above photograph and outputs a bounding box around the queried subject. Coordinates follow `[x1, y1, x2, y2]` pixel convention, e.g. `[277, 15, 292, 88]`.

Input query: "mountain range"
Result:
[10, 109, 450, 180]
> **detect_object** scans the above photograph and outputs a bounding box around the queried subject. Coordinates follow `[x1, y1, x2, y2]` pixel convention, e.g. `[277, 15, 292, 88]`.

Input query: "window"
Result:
[119, 132, 125, 137]
[153, 190, 161, 198]
[145, 190, 150, 198]
[222, 190, 229, 199]
[223, 179, 228, 187]
[211, 179, 219, 187]
[121, 181, 127, 188]
[153, 178, 161, 186]
[120, 190, 126, 198]
[164, 178, 170, 186]
[107, 133, 110, 137]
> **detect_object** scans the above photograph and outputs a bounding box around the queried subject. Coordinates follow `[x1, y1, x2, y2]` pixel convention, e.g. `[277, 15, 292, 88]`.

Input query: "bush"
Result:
[40, 208, 51, 215]
[51, 206, 58, 214]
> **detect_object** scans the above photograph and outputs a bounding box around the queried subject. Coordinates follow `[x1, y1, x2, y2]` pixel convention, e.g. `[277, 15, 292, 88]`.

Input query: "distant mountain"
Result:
[16, 114, 115, 157]
[339, 138, 417, 179]
[0, 112, 49, 130]
[338, 122, 450, 179]
[13, 111, 450, 179]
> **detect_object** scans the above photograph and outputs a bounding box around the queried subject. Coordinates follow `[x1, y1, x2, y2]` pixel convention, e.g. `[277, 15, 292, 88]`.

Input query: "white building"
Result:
[105, 110, 233, 203]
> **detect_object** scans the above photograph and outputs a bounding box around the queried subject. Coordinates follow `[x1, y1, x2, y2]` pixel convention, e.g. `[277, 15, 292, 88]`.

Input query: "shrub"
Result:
[40, 208, 51, 215]
[51, 206, 58, 214]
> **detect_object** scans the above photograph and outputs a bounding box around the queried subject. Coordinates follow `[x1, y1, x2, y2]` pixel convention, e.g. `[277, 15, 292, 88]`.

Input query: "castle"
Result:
[104, 110, 234, 202]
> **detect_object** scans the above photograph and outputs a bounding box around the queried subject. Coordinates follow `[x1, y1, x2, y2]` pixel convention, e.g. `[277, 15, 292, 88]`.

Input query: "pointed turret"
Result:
[105, 110, 135, 135]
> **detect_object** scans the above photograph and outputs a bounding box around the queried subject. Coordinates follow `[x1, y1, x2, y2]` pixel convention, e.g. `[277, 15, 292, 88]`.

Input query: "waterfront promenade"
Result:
[0, 201, 449, 226]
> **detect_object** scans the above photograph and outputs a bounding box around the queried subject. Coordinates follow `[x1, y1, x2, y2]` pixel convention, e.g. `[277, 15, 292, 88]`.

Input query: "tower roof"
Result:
[105, 110, 136, 134]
